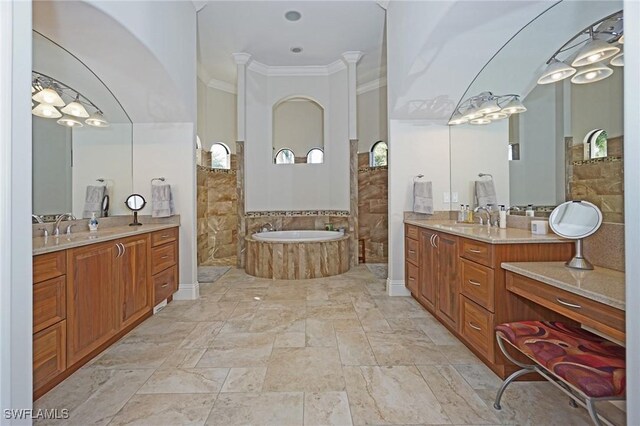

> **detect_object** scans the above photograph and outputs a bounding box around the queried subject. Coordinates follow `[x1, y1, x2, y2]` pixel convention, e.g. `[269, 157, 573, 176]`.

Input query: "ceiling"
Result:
[196, 1, 386, 87]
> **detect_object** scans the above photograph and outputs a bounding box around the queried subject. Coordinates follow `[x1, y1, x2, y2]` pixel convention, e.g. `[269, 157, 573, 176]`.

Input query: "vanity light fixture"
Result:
[484, 111, 509, 120]
[572, 37, 619, 67]
[448, 92, 524, 126]
[476, 97, 501, 115]
[571, 63, 613, 84]
[500, 96, 527, 114]
[31, 71, 109, 128]
[60, 95, 90, 118]
[461, 105, 484, 121]
[537, 59, 576, 84]
[447, 111, 469, 125]
[610, 51, 623, 67]
[469, 117, 492, 125]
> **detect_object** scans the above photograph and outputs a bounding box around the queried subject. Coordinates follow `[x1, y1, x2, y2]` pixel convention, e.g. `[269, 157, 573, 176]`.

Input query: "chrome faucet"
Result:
[473, 206, 491, 225]
[507, 205, 521, 213]
[53, 213, 76, 236]
[261, 222, 275, 232]
[32, 214, 44, 224]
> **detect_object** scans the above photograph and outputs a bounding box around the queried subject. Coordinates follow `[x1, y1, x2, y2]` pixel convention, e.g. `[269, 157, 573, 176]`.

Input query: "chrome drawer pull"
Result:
[408, 250, 416, 254]
[467, 248, 482, 253]
[468, 280, 481, 286]
[408, 277, 415, 281]
[161, 283, 169, 288]
[468, 322, 482, 331]
[161, 255, 169, 259]
[161, 234, 170, 238]
[556, 298, 582, 309]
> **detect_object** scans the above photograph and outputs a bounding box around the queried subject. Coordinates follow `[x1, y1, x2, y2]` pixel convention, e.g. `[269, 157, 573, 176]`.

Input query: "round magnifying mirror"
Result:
[549, 200, 603, 270]
[124, 194, 146, 226]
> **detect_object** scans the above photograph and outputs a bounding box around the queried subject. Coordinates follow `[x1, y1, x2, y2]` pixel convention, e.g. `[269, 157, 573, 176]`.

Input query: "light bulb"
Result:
[585, 71, 598, 80]
[551, 72, 563, 80]
[587, 53, 603, 63]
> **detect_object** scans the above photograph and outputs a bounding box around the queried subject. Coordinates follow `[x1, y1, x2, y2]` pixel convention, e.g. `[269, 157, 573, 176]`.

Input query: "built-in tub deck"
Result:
[245, 230, 350, 279]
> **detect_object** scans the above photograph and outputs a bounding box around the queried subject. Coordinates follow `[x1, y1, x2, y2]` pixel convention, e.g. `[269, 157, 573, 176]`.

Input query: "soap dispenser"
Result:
[89, 212, 99, 232]
[525, 204, 535, 217]
[499, 205, 507, 229]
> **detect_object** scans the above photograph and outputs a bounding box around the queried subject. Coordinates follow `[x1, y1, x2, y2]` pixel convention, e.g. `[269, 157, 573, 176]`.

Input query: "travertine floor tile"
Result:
[336, 331, 377, 365]
[343, 365, 450, 425]
[453, 363, 502, 390]
[206, 392, 303, 425]
[304, 391, 353, 426]
[418, 365, 500, 424]
[119, 318, 197, 344]
[306, 319, 337, 347]
[137, 368, 228, 394]
[249, 307, 306, 333]
[109, 393, 216, 426]
[274, 332, 306, 348]
[263, 347, 345, 392]
[92, 342, 177, 369]
[220, 367, 267, 393]
[196, 332, 275, 367]
[366, 330, 447, 365]
[179, 321, 225, 348]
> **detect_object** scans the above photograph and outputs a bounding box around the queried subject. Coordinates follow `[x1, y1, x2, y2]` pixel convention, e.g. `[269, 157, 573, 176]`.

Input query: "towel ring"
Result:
[96, 178, 107, 186]
[413, 174, 425, 183]
[151, 177, 166, 184]
[478, 173, 493, 180]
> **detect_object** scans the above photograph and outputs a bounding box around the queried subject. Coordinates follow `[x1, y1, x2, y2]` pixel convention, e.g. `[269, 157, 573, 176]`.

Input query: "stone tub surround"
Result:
[502, 262, 625, 311]
[245, 234, 350, 279]
[32, 216, 180, 255]
[246, 214, 349, 236]
[34, 266, 625, 425]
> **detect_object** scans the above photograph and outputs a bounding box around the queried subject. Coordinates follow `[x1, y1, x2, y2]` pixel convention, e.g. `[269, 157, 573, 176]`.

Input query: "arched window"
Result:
[274, 148, 295, 164]
[370, 141, 388, 167]
[210, 142, 230, 169]
[306, 148, 324, 164]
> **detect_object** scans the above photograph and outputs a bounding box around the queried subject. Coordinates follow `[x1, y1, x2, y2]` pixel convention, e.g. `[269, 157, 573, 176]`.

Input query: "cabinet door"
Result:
[119, 236, 151, 329]
[418, 229, 437, 313]
[67, 242, 118, 365]
[435, 232, 459, 330]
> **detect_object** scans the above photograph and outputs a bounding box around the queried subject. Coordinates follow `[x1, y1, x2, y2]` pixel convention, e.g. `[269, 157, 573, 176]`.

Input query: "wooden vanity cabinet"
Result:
[119, 235, 152, 330]
[418, 229, 437, 312]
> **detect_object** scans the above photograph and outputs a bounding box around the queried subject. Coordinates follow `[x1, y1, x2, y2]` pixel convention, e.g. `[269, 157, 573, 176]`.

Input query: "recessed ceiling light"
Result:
[290, 47, 303, 53]
[285, 10, 301, 21]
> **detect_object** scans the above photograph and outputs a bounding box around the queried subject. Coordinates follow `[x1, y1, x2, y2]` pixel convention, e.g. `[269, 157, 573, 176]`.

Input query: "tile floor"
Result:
[35, 266, 625, 425]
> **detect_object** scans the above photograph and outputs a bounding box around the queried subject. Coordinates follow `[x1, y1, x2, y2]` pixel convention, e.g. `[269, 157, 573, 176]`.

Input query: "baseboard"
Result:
[386, 278, 411, 297]
[173, 282, 200, 300]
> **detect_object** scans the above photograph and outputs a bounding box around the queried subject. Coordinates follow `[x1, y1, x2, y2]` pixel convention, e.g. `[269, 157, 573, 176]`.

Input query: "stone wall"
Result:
[357, 152, 388, 263]
[197, 154, 238, 266]
[567, 136, 624, 223]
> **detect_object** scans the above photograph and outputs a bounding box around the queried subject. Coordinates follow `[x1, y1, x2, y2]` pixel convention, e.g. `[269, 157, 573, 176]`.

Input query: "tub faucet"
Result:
[32, 214, 44, 224]
[261, 222, 275, 232]
[53, 213, 76, 236]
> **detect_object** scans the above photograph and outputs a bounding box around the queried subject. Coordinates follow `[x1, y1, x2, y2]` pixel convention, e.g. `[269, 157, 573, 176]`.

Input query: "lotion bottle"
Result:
[525, 204, 535, 217]
[499, 205, 507, 229]
[89, 212, 99, 232]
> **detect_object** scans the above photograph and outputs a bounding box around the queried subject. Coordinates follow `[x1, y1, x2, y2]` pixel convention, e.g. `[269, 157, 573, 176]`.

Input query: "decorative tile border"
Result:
[358, 166, 388, 173]
[197, 165, 236, 175]
[245, 210, 350, 218]
[572, 156, 622, 166]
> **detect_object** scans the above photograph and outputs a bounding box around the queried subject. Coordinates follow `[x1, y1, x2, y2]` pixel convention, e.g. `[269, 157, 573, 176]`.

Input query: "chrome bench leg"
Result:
[586, 399, 603, 426]
[493, 367, 535, 410]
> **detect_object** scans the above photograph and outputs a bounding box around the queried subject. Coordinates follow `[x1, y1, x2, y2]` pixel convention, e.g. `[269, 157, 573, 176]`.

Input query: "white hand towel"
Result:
[152, 184, 175, 218]
[413, 181, 433, 214]
[475, 180, 497, 207]
[83, 185, 106, 218]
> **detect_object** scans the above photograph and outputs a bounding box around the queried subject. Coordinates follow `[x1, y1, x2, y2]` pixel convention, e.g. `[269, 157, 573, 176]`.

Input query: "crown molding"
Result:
[248, 59, 346, 77]
[342, 51, 364, 64]
[232, 52, 252, 65]
[207, 78, 236, 94]
[356, 77, 387, 95]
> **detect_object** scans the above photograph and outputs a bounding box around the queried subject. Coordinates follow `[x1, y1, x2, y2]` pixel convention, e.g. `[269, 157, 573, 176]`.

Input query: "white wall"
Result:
[32, 117, 72, 215]
[197, 79, 237, 152]
[1, 0, 33, 419]
[245, 70, 349, 212]
[72, 123, 132, 218]
[132, 123, 197, 294]
[624, 1, 639, 424]
[273, 99, 324, 156]
[509, 83, 564, 206]
[357, 85, 388, 153]
[450, 121, 510, 208]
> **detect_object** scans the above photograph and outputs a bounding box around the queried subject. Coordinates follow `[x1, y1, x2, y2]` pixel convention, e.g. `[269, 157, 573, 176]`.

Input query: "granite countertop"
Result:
[404, 219, 568, 244]
[33, 223, 179, 255]
[501, 261, 625, 311]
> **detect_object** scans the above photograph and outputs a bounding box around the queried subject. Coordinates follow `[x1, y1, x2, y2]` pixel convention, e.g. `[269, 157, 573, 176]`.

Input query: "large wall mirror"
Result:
[272, 97, 324, 165]
[448, 1, 624, 224]
[32, 31, 133, 220]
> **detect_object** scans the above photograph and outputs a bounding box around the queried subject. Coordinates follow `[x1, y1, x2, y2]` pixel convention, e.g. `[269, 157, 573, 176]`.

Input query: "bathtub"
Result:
[253, 230, 344, 242]
[246, 230, 350, 279]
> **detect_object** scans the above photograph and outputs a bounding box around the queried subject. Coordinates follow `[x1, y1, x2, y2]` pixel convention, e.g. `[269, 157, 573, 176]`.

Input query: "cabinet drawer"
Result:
[33, 276, 66, 333]
[33, 251, 66, 284]
[405, 238, 419, 265]
[460, 239, 493, 267]
[460, 259, 495, 312]
[151, 227, 178, 247]
[460, 297, 494, 362]
[405, 261, 419, 295]
[153, 265, 177, 305]
[33, 321, 66, 393]
[151, 242, 177, 275]
[506, 272, 625, 342]
[406, 224, 419, 241]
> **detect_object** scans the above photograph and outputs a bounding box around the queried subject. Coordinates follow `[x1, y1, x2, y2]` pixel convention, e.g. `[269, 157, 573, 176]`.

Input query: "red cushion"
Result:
[496, 321, 625, 398]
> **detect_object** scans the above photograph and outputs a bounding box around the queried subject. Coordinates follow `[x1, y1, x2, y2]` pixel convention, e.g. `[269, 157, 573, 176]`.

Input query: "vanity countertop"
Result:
[404, 219, 568, 244]
[501, 261, 625, 311]
[33, 222, 179, 255]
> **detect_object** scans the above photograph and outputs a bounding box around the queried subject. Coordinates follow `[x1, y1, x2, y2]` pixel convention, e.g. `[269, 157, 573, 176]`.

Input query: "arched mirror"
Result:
[273, 97, 324, 164]
[549, 200, 603, 270]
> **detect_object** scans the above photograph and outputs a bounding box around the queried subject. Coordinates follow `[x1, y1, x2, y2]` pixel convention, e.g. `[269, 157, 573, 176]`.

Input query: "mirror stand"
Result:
[129, 211, 142, 227]
[566, 239, 593, 270]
